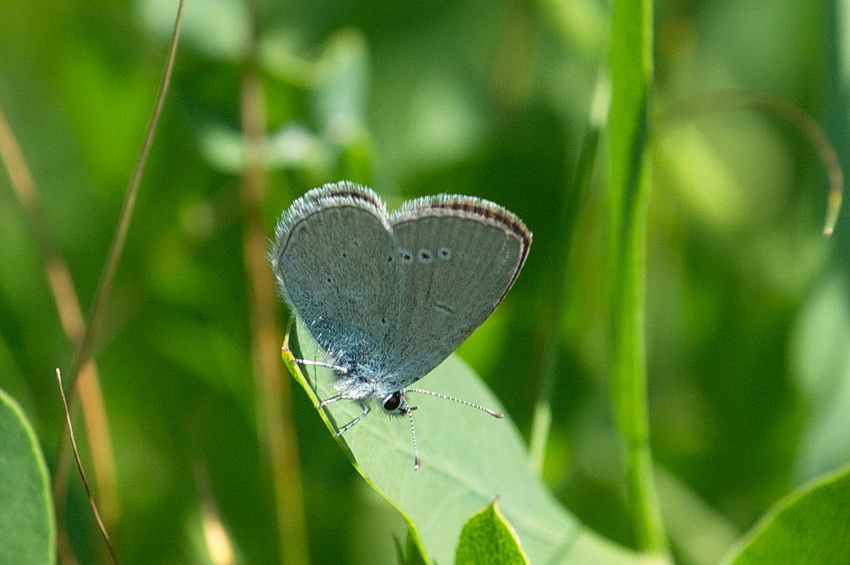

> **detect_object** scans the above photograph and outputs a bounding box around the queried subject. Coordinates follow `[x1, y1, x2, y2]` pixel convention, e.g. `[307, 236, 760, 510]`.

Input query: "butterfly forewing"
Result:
[272, 187, 404, 368]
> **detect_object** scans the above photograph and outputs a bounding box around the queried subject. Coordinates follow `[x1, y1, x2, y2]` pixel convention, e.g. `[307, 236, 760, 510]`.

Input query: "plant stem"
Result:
[608, 0, 668, 555]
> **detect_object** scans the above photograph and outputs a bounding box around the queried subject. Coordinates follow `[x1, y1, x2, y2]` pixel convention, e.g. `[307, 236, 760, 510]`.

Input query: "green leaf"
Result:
[456, 499, 529, 565]
[393, 531, 428, 565]
[0, 388, 55, 565]
[286, 319, 643, 565]
[722, 466, 850, 565]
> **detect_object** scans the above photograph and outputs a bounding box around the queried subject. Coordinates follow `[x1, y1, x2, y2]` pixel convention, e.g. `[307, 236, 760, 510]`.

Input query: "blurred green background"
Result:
[1, 0, 848, 563]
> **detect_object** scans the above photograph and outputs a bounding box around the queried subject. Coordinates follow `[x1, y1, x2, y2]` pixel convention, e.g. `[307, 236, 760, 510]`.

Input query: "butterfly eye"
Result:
[382, 392, 403, 412]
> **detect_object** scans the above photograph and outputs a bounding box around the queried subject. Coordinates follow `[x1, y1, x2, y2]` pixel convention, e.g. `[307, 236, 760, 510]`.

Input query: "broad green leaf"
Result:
[456, 499, 529, 565]
[722, 466, 850, 565]
[0, 388, 55, 565]
[286, 319, 643, 565]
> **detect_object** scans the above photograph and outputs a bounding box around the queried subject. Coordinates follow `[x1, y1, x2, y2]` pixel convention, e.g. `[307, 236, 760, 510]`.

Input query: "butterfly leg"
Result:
[293, 358, 349, 373]
[332, 400, 370, 437]
[316, 394, 342, 409]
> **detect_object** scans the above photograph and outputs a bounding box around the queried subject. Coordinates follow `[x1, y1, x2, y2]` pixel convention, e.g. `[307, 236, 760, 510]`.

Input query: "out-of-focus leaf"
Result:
[790, 273, 850, 482]
[722, 466, 850, 565]
[0, 388, 55, 565]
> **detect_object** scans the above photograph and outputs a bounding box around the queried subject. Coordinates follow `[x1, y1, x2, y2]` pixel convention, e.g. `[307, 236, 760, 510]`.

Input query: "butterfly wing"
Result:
[270, 183, 403, 370]
[383, 195, 532, 383]
[271, 184, 532, 394]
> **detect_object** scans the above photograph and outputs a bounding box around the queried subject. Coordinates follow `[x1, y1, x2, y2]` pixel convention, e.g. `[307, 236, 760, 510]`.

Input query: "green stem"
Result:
[608, 0, 668, 555]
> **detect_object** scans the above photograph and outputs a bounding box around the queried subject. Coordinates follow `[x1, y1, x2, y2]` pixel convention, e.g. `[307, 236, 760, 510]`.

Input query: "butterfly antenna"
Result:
[403, 396, 421, 471]
[406, 389, 504, 419]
